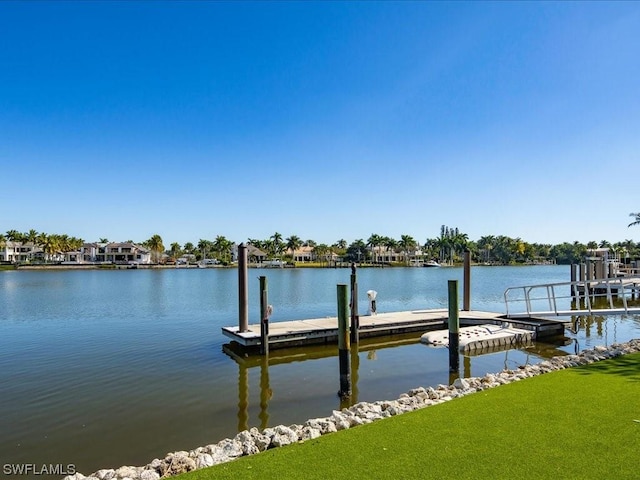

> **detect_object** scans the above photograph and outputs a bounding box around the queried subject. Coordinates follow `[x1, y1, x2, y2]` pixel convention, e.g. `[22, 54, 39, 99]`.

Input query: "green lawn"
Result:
[178, 352, 640, 480]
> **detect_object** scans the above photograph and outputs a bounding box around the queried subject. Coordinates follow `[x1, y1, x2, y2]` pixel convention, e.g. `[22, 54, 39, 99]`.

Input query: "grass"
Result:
[178, 352, 640, 480]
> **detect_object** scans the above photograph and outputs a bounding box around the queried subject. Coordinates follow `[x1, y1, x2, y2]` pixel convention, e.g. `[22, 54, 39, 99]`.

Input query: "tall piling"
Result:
[448, 280, 460, 373]
[337, 284, 351, 398]
[350, 263, 359, 344]
[259, 275, 269, 355]
[570, 264, 577, 298]
[238, 243, 249, 332]
[463, 250, 471, 311]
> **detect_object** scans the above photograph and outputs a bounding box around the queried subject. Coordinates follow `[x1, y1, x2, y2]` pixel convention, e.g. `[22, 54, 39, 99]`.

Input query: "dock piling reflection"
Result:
[237, 362, 249, 432]
[259, 354, 271, 430]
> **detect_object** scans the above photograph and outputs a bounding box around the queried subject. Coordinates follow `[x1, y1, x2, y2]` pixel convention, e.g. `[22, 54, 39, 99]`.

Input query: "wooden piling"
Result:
[595, 258, 604, 279]
[259, 275, 269, 355]
[350, 263, 359, 344]
[238, 243, 249, 333]
[463, 250, 471, 311]
[337, 284, 351, 398]
[570, 264, 577, 298]
[448, 280, 460, 373]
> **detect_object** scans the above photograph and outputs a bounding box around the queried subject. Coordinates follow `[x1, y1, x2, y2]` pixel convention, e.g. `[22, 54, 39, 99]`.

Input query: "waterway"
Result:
[1, 265, 639, 476]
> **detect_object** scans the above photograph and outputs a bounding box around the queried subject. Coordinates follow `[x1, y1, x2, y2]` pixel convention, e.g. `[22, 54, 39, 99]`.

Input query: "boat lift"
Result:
[504, 275, 640, 318]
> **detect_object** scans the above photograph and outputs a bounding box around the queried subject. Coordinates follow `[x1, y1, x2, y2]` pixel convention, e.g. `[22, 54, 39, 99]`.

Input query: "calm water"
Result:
[1, 265, 639, 476]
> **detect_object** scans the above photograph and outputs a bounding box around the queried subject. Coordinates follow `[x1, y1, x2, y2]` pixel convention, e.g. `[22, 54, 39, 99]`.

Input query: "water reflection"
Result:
[259, 355, 272, 429]
[237, 362, 248, 431]
[224, 332, 554, 428]
[225, 335, 417, 427]
[224, 310, 640, 434]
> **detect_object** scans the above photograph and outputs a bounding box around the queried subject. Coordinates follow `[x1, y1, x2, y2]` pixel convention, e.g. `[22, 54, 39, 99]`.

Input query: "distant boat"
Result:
[261, 259, 286, 268]
[424, 260, 441, 268]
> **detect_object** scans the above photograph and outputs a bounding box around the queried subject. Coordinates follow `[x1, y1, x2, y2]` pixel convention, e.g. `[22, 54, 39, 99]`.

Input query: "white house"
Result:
[73, 242, 152, 264]
[0, 241, 43, 263]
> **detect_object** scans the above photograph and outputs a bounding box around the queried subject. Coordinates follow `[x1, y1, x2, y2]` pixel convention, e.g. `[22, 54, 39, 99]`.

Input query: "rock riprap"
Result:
[63, 339, 640, 480]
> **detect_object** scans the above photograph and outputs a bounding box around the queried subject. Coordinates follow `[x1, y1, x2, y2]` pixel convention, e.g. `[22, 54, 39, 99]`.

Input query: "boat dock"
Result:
[224, 249, 640, 354]
[221, 308, 566, 351]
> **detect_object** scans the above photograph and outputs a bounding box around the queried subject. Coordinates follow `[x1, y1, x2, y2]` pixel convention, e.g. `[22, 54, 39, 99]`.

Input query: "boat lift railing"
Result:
[617, 266, 640, 277]
[503, 276, 640, 318]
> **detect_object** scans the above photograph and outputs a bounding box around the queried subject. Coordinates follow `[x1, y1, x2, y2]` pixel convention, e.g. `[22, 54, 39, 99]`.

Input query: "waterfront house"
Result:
[290, 246, 315, 263]
[0, 241, 44, 263]
[231, 243, 267, 264]
[368, 245, 426, 264]
[79, 242, 152, 264]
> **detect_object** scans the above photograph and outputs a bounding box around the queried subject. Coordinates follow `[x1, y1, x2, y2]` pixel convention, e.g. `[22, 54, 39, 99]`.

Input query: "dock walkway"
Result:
[222, 309, 565, 350]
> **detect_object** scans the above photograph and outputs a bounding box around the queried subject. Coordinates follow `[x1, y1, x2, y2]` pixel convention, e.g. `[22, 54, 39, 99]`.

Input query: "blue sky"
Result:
[1, 1, 639, 247]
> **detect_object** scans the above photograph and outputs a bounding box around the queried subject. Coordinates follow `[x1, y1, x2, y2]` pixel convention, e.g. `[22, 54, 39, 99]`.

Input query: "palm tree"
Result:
[367, 234, 383, 264]
[399, 234, 416, 265]
[285, 235, 302, 262]
[41, 234, 59, 262]
[423, 238, 439, 261]
[335, 239, 347, 250]
[332, 239, 347, 260]
[313, 243, 329, 267]
[169, 242, 182, 261]
[629, 212, 640, 228]
[69, 236, 84, 251]
[58, 234, 71, 253]
[213, 235, 232, 264]
[262, 239, 274, 259]
[346, 239, 367, 263]
[381, 236, 397, 263]
[435, 226, 452, 264]
[5, 230, 22, 242]
[36, 232, 48, 250]
[26, 229, 38, 246]
[270, 232, 284, 259]
[99, 238, 109, 243]
[183, 242, 195, 254]
[197, 239, 212, 261]
[145, 234, 165, 263]
[452, 231, 469, 262]
[477, 235, 495, 263]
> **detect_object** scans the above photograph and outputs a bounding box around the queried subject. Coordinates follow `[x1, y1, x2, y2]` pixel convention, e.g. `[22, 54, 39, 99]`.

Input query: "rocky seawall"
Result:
[63, 339, 640, 480]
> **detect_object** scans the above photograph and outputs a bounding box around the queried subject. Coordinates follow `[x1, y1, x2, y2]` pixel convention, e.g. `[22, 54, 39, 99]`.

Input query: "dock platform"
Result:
[222, 309, 567, 351]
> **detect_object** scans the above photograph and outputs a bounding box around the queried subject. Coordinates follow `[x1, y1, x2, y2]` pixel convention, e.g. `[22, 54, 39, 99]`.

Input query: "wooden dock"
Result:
[221, 308, 567, 351]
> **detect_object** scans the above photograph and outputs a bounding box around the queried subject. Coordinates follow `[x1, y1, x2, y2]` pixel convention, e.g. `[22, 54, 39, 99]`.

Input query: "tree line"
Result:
[2, 219, 639, 266]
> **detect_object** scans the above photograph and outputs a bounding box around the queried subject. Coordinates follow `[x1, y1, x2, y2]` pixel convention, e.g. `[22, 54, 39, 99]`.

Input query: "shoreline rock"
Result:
[63, 339, 640, 480]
